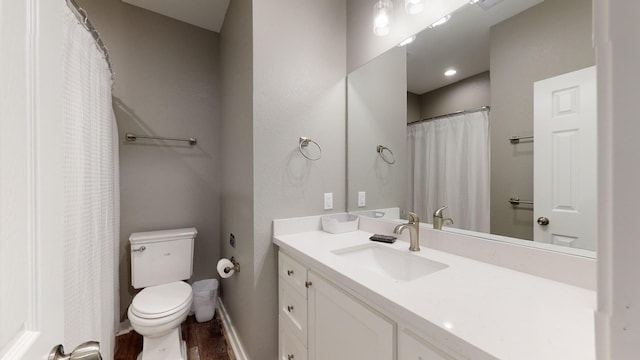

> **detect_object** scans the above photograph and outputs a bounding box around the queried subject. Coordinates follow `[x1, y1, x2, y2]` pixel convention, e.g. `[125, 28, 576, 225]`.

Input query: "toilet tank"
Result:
[130, 227, 197, 289]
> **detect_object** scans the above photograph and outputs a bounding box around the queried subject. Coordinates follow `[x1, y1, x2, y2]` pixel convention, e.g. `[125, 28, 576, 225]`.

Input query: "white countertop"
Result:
[273, 229, 596, 360]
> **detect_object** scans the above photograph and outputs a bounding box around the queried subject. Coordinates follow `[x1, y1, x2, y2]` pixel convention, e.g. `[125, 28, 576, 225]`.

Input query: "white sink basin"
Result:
[332, 243, 448, 282]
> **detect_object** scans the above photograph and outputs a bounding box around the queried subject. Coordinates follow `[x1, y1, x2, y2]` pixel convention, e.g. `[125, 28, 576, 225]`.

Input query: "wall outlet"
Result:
[358, 191, 366, 207]
[229, 233, 236, 248]
[324, 192, 333, 210]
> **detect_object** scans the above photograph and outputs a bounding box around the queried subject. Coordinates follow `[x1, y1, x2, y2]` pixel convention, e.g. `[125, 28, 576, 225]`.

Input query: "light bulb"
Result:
[429, 14, 451, 28]
[373, 0, 393, 36]
[405, 0, 425, 15]
[398, 35, 416, 47]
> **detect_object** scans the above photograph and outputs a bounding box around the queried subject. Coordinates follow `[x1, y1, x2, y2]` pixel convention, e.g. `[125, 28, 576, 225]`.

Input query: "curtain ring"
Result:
[299, 137, 321, 161]
[377, 145, 395, 164]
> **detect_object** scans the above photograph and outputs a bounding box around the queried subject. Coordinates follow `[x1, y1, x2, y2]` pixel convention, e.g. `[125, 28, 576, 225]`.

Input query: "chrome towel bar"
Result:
[509, 135, 534, 144]
[509, 197, 534, 206]
[126, 133, 197, 146]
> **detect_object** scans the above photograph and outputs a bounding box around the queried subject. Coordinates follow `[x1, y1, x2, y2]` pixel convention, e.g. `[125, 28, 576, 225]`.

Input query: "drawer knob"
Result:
[305, 281, 312, 288]
[287, 305, 294, 312]
[287, 269, 294, 276]
[287, 355, 295, 360]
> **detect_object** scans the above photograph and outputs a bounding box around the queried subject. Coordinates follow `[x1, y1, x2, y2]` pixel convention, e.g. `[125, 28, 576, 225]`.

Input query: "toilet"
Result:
[128, 227, 198, 360]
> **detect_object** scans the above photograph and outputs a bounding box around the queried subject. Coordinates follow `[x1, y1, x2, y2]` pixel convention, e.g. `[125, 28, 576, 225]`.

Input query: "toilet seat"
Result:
[130, 281, 192, 319]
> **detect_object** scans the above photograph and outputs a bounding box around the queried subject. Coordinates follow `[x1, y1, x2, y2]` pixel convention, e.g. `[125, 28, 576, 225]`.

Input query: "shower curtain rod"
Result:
[66, 0, 114, 76]
[408, 105, 490, 125]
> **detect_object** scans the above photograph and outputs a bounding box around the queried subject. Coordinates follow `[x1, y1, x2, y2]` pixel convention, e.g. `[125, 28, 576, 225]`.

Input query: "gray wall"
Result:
[218, 1, 347, 358]
[252, 0, 347, 357]
[419, 71, 490, 120]
[348, 46, 407, 212]
[407, 92, 421, 124]
[219, 0, 255, 355]
[490, 0, 594, 240]
[77, 0, 221, 321]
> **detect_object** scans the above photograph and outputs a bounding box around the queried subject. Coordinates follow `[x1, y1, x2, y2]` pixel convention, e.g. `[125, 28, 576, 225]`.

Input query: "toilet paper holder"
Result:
[224, 257, 240, 274]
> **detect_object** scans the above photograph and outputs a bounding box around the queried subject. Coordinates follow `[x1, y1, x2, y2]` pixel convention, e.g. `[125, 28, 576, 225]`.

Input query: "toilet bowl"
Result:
[128, 281, 193, 360]
[128, 228, 197, 360]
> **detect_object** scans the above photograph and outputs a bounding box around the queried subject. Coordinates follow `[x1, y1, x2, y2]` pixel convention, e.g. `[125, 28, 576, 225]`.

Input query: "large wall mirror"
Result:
[347, 0, 596, 256]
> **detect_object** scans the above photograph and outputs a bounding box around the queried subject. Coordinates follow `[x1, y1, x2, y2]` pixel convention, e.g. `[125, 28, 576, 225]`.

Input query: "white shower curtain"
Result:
[63, 5, 119, 360]
[408, 110, 490, 232]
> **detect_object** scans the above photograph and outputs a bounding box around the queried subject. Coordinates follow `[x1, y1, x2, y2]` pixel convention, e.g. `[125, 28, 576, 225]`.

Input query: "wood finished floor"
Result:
[115, 312, 234, 360]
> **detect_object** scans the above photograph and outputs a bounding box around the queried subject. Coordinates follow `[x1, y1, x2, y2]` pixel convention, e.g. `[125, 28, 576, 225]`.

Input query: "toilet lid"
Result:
[130, 281, 192, 319]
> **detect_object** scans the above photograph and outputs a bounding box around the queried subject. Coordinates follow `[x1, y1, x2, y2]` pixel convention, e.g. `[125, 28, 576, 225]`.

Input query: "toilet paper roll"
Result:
[217, 258, 235, 278]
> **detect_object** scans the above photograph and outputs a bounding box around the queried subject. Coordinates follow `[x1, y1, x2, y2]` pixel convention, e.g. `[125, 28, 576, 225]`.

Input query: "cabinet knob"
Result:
[287, 355, 294, 360]
[287, 305, 294, 312]
[305, 281, 312, 288]
[287, 269, 294, 276]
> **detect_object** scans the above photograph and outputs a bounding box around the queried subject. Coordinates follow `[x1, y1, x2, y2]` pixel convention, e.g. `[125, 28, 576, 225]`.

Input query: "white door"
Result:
[307, 271, 393, 360]
[533, 66, 597, 250]
[0, 0, 67, 359]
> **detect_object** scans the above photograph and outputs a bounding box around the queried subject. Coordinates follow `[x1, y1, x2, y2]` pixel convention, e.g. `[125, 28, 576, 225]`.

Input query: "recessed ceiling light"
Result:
[398, 35, 416, 47]
[444, 69, 457, 77]
[429, 14, 451, 28]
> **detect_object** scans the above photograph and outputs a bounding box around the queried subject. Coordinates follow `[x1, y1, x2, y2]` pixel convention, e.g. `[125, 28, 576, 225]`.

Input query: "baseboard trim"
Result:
[117, 320, 132, 336]
[217, 297, 249, 360]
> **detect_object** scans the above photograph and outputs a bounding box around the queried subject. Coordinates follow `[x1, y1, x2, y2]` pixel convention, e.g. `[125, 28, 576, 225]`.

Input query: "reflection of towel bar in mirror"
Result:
[509, 135, 534, 144]
[509, 197, 533, 206]
[126, 133, 197, 145]
[377, 145, 395, 164]
[299, 137, 322, 161]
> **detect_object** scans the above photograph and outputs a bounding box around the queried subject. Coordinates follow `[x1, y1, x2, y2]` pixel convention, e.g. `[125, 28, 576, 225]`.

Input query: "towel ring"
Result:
[299, 137, 322, 161]
[377, 145, 395, 164]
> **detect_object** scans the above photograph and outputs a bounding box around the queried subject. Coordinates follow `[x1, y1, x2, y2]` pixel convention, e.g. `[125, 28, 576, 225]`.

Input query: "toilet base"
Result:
[136, 326, 187, 360]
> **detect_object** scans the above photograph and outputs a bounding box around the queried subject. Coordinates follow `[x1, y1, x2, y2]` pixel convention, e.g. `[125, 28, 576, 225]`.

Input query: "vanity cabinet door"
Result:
[307, 271, 394, 360]
[399, 329, 457, 360]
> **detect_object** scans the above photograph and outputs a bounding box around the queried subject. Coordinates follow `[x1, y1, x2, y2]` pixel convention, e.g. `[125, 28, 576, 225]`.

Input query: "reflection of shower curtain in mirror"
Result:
[63, 5, 119, 359]
[408, 110, 490, 232]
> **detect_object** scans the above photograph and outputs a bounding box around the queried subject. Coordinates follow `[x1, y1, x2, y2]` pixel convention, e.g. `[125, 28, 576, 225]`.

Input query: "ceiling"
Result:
[122, 0, 230, 32]
[406, 0, 544, 94]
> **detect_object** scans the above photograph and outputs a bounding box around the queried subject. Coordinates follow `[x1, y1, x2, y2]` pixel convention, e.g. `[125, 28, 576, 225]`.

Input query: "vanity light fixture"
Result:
[373, 0, 393, 36]
[444, 68, 457, 76]
[429, 14, 451, 28]
[398, 35, 416, 47]
[405, 0, 425, 15]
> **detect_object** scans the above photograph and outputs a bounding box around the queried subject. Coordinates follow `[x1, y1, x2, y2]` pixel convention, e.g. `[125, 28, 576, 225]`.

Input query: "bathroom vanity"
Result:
[273, 216, 595, 360]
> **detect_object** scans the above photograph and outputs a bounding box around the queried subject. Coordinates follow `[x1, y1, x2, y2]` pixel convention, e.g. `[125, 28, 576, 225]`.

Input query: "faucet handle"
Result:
[434, 206, 448, 218]
[406, 212, 419, 224]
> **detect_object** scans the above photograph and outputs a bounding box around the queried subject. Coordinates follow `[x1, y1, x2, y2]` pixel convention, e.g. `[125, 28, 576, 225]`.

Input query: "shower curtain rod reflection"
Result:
[408, 106, 490, 125]
[66, 0, 113, 75]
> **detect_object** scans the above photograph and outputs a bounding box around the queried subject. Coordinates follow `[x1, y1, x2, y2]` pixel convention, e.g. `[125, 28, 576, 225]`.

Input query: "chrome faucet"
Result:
[433, 206, 454, 230]
[394, 212, 420, 251]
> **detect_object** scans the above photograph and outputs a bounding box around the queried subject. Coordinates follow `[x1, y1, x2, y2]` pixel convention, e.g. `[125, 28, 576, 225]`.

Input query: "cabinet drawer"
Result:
[280, 316, 308, 360]
[280, 282, 308, 346]
[279, 252, 308, 295]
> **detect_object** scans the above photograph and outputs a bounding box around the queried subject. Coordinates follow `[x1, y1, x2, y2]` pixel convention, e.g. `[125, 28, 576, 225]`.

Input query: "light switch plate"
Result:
[358, 191, 366, 207]
[324, 192, 333, 210]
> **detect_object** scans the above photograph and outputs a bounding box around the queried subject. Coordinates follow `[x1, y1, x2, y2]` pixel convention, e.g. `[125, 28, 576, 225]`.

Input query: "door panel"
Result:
[533, 66, 597, 250]
[0, 0, 66, 358]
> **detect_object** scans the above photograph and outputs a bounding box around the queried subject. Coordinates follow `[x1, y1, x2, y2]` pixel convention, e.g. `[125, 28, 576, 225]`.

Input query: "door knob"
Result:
[537, 216, 550, 226]
[49, 341, 102, 360]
